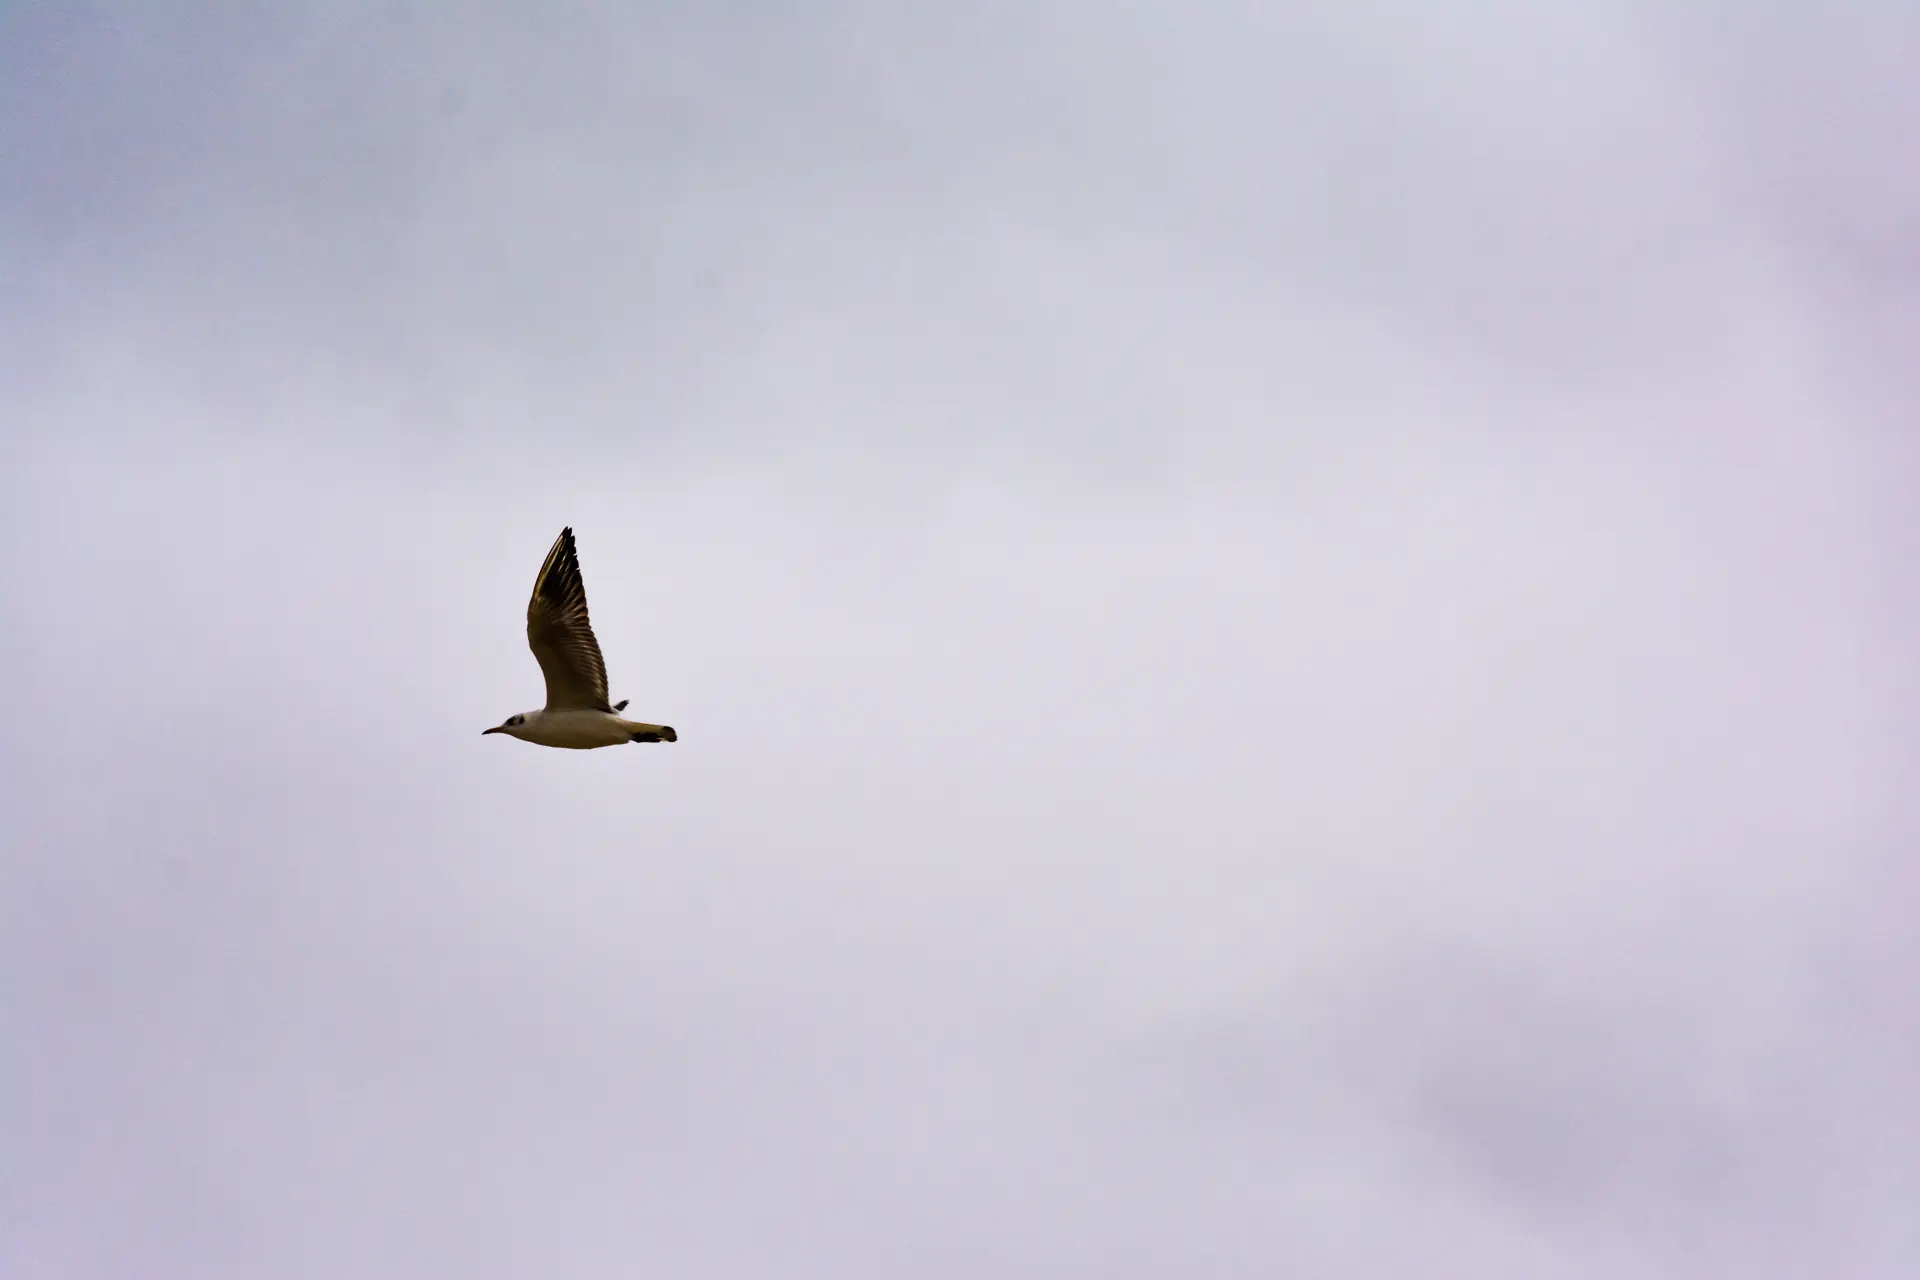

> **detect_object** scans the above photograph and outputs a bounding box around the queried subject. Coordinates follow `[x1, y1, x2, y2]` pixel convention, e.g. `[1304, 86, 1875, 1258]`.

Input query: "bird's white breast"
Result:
[516, 709, 636, 749]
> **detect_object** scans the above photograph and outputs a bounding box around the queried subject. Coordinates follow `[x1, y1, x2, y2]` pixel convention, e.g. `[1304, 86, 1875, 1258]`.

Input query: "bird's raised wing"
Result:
[526, 527, 612, 712]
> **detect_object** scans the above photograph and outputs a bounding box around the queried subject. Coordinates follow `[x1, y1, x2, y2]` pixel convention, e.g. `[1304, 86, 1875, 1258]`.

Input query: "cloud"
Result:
[3, 2, 1912, 1276]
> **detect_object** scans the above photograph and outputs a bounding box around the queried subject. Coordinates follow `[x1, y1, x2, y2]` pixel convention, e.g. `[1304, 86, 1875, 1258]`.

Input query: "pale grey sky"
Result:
[3, 4, 1915, 1277]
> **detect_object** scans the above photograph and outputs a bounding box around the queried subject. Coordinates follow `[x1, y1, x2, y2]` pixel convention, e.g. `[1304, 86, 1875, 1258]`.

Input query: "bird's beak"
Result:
[482, 726, 502, 735]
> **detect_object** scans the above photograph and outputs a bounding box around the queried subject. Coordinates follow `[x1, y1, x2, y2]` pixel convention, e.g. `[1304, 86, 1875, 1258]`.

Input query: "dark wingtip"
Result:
[662, 726, 677, 743]
[537, 527, 583, 604]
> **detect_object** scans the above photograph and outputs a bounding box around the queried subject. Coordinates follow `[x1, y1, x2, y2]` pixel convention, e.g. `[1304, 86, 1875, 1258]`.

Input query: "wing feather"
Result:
[526, 527, 612, 712]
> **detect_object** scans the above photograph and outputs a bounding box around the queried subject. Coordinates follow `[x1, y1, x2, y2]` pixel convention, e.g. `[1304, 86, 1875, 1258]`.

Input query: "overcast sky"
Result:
[3, 4, 1915, 1277]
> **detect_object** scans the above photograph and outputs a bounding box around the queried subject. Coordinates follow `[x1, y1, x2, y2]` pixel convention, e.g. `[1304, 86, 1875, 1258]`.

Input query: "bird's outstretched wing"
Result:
[527, 527, 613, 712]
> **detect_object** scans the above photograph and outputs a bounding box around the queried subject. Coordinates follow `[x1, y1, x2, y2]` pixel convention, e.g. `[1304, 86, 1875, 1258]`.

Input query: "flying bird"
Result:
[483, 527, 678, 749]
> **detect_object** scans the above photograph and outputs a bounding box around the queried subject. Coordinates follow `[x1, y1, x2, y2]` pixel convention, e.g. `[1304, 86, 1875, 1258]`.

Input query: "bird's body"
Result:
[484, 527, 678, 750]
[490, 707, 676, 749]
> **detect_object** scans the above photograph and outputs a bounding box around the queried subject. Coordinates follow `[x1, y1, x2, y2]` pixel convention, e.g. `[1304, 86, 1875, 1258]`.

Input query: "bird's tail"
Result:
[611, 699, 629, 712]
[620, 719, 676, 744]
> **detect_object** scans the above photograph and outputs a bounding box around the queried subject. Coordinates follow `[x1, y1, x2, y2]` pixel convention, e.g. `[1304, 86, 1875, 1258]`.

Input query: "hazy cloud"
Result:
[3, 3, 1913, 1276]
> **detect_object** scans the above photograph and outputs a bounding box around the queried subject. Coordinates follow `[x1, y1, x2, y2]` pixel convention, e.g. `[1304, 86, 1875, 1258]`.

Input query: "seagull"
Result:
[483, 526, 678, 749]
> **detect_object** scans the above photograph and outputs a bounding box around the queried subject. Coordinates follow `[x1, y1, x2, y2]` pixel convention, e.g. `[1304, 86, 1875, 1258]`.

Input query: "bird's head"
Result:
[483, 712, 531, 738]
